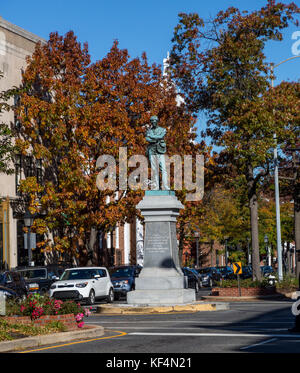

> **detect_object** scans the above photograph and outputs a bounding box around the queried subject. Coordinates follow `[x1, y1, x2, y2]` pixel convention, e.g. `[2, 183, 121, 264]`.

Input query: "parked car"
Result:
[13, 265, 67, 294]
[0, 285, 20, 300]
[110, 265, 141, 300]
[240, 265, 253, 279]
[0, 271, 28, 298]
[197, 267, 222, 287]
[218, 266, 234, 280]
[181, 267, 201, 293]
[49, 267, 114, 305]
[261, 265, 275, 277]
[188, 267, 202, 279]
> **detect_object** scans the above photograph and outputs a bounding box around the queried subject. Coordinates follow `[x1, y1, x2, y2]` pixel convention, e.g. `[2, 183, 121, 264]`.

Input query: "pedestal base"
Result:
[127, 192, 195, 306]
[127, 288, 196, 306]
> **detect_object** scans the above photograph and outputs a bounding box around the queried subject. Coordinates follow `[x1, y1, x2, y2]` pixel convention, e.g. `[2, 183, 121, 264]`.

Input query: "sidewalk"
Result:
[0, 324, 104, 353]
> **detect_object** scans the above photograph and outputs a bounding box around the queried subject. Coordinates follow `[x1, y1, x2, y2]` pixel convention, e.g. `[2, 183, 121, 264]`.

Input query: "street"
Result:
[16, 291, 300, 355]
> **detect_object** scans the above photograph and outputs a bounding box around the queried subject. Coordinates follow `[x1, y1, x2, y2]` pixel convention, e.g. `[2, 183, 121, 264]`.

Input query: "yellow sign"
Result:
[233, 262, 242, 275]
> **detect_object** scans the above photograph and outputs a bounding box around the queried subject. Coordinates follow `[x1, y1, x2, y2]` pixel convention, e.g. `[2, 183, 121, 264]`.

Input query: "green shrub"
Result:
[275, 275, 298, 290]
[216, 277, 270, 288]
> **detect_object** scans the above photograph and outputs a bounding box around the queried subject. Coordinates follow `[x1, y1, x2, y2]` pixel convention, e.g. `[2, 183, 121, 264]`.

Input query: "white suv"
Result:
[49, 267, 114, 305]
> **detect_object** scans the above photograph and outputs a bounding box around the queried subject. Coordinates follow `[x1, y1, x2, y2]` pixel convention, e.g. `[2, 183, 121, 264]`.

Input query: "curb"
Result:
[0, 324, 104, 353]
[96, 301, 230, 314]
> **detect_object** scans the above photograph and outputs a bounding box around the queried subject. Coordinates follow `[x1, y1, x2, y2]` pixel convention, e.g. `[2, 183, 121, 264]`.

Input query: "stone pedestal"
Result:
[127, 191, 195, 305]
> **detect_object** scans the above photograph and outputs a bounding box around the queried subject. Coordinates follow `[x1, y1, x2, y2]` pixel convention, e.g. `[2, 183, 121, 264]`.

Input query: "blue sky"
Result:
[1, 0, 300, 137]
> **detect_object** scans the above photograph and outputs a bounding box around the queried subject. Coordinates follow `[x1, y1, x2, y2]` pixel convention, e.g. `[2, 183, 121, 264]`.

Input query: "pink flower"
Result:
[77, 321, 84, 328]
[84, 309, 91, 317]
[75, 313, 84, 322]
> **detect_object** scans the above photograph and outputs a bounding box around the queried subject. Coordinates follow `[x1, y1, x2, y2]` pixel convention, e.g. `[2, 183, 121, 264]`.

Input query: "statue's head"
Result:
[150, 115, 158, 127]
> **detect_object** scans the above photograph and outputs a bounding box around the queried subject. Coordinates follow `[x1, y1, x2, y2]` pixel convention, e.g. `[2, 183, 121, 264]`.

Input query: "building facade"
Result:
[0, 16, 45, 269]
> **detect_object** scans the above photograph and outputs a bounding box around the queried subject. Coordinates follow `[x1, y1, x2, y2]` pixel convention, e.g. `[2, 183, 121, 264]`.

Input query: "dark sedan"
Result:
[0, 271, 27, 298]
[13, 266, 63, 294]
[261, 265, 275, 277]
[110, 266, 140, 300]
[181, 267, 201, 293]
[0, 285, 20, 300]
[218, 266, 234, 280]
[240, 266, 253, 279]
[197, 267, 222, 287]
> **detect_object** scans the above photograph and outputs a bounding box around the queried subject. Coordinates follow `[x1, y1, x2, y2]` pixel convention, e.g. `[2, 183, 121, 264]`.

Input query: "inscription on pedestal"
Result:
[147, 235, 169, 252]
[144, 221, 174, 268]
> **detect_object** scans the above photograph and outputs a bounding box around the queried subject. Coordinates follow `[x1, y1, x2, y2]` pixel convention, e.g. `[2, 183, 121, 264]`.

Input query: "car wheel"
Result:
[106, 288, 114, 303]
[87, 289, 95, 305]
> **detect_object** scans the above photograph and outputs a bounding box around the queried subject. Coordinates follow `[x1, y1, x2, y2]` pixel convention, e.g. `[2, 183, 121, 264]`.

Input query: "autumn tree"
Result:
[169, 1, 300, 280]
[271, 81, 300, 279]
[12, 31, 199, 265]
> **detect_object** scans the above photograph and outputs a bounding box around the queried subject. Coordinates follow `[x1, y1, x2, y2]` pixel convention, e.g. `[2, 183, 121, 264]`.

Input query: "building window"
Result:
[24, 156, 34, 177]
[36, 159, 43, 184]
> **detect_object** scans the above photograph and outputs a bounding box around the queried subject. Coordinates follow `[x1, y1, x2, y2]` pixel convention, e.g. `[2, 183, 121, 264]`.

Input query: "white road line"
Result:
[127, 332, 300, 338]
[88, 325, 286, 330]
[86, 320, 294, 324]
[240, 338, 278, 350]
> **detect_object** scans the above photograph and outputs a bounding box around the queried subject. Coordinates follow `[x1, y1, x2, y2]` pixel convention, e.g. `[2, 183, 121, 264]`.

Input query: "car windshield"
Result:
[21, 269, 47, 279]
[60, 269, 99, 280]
[111, 268, 134, 278]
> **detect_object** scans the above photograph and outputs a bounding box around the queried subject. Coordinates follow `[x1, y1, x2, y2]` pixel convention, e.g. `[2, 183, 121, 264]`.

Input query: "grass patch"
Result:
[0, 318, 67, 342]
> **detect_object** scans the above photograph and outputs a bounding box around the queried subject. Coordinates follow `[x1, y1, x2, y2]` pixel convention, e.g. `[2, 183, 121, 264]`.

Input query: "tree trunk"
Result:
[87, 227, 98, 266]
[287, 242, 291, 275]
[247, 165, 261, 281]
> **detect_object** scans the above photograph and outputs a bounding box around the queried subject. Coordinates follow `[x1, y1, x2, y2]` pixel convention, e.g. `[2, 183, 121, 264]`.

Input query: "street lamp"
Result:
[270, 56, 300, 281]
[24, 210, 34, 266]
[194, 231, 200, 269]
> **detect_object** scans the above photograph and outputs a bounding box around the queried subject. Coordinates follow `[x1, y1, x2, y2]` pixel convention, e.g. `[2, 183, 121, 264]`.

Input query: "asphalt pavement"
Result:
[14, 292, 300, 355]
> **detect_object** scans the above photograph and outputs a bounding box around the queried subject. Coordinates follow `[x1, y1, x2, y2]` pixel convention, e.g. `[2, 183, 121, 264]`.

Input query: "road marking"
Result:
[86, 320, 294, 324]
[240, 338, 278, 350]
[127, 332, 300, 338]
[19, 330, 127, 353]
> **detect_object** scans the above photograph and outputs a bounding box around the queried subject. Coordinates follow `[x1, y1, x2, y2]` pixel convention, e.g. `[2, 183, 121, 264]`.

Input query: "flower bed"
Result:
[3, 294, 91, 329]
[3, 314, 77, 330]
[211, 286, 276, 297]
